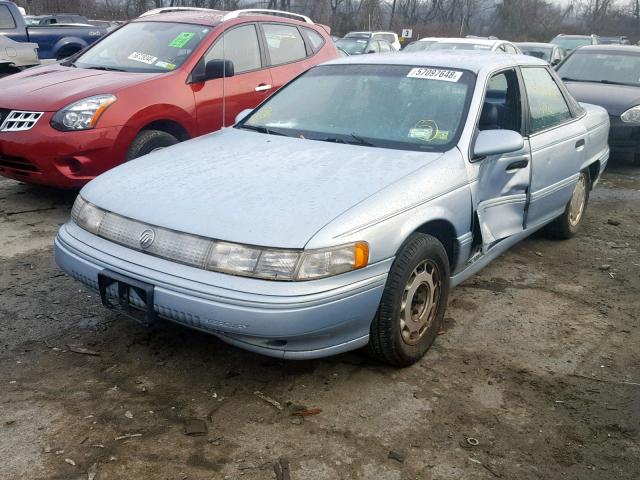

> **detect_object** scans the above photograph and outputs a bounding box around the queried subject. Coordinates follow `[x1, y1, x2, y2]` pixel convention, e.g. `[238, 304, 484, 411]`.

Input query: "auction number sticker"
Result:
[127, 52, 158, 65]
[407, 68, 462, 82]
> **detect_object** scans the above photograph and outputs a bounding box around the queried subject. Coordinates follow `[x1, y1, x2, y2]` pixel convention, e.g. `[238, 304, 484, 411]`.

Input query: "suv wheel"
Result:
[126, 130, 179, 161]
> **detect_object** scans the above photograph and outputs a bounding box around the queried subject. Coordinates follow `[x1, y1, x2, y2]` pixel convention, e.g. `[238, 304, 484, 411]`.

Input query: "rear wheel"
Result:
[367, 233, 450, 367]
[56, 46, 81, 60]
[125, 130, 179, 161]
[545, 169, 590, 239]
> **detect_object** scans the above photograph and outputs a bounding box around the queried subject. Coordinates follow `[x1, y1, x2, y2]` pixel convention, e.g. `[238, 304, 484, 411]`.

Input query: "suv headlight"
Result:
[51, 94, 116, 131]
[70, 196, 370, 281]
[621, 106, 640, 124]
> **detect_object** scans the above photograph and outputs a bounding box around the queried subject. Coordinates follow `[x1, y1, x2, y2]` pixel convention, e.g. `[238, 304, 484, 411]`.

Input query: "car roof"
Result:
[516, 42, 555, 48]
[554, 34, 593, 38]
[324, 50, 547, 73]
[433, 38, 507, 46]
[575, 45, 640, 53]
[132, 9, 315, 28]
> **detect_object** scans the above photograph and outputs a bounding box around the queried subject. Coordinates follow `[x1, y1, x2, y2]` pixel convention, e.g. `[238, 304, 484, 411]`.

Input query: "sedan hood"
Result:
[0, 65, 162, 111]
[564, 81, 640, 116]
[82, 129, 441, 249]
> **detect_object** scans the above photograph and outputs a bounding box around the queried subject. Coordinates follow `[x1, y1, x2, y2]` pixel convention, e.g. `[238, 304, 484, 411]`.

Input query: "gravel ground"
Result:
[0, 162, 638, 480]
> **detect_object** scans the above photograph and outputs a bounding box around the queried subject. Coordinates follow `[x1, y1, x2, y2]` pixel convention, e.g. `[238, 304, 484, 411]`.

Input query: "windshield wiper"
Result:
[597, 79, 638, 87]
[348, 132, 375, 147]
[87, 66, 127, 72]
[238, 124, 288, 136]
[561, 77, 591, 82]
[317, 133, 376, 147]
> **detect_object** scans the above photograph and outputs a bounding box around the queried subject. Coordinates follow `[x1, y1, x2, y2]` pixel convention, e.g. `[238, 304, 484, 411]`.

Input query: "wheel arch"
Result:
[138, 119, 191, 142]
[412, 219, 459, 270]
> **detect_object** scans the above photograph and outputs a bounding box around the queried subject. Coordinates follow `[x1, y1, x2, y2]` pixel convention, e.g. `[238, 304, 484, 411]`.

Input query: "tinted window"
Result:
[303, 28, 325, 53]
[521, 67, 572, 133]
[0, 5, 16, 28]
[206, 24, 262, 74]
[241, 64, 475, 153]
[551, 36, 592, 50]
[263, 24, 306, 65]
[481, 70, 521, 132]
[557, 50, 640, 87]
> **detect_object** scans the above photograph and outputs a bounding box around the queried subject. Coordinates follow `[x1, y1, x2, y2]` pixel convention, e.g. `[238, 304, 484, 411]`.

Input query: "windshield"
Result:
[238, 64, 475, 152]
[431, 42, 492, 51]
[403, 41, 437, 52]
[73, 21, 210, 73]
[520, 47, 552, 61]
[557, 50, 640, 87]
[551, 37, 591, 51]
[335, 38, 368, 55]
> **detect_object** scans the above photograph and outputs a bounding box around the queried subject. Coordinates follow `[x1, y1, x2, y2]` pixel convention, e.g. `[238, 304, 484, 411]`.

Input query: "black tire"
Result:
[545, 169, 590, 239]
[367, 233, 450, 367]
[125, 130, 179, 161]
[56, 47, 81, 60]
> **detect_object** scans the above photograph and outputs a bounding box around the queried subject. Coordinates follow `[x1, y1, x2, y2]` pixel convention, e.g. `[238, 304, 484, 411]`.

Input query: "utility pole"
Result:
[388, 0, 397, 30]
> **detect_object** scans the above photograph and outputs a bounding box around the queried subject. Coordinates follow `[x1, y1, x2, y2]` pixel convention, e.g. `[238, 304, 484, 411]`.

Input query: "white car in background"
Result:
[402, 37, 449, 52]
[430, 38, 522, 54]
[344, 31, 401, 50]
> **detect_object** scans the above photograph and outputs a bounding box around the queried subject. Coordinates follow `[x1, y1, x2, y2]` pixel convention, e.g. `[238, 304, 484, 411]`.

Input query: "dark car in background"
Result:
[557, 45, 640, 163]
[517, 42, 566, 66]
[551, 34, 599, 52]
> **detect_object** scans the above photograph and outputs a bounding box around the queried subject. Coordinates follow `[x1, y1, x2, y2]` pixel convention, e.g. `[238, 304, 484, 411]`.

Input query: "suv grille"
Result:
[0, 110, 44, 132]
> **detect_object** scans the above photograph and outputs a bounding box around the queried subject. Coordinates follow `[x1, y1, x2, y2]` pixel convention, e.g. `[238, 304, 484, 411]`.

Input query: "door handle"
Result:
[505, 159, 529, 172]
[255, 84, 272, 92]
[575, 139, 585, 149]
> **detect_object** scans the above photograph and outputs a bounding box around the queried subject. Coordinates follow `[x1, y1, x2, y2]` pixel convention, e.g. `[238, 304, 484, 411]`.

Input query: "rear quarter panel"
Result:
[580, 102, 610, 172]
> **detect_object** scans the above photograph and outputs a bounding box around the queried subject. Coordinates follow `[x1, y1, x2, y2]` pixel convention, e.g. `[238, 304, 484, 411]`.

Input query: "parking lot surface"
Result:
[1, 163, 639, 480]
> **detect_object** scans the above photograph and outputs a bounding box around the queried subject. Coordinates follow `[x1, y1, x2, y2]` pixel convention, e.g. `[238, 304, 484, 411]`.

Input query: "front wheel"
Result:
[545, 169, 590, 239]
[367, 233, 450, 367]
[125, 130, 179, 161]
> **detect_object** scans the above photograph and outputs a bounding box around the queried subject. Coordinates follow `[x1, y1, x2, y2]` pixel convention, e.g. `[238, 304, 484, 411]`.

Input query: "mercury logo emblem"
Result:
[139, 229, 155, 249]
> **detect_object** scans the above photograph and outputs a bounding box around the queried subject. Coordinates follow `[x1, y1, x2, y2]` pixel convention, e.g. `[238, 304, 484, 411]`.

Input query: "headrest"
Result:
[480, 102, 499, 128]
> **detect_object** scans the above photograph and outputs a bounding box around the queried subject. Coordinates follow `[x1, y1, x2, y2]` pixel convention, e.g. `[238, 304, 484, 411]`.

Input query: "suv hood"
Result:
[81, 128, 442, 249]
[564, 81, 640, 116]
[0, 64, 162, 111]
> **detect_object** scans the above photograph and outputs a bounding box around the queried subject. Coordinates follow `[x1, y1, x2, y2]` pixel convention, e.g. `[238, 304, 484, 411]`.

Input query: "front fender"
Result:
[122, 103, 198, 139]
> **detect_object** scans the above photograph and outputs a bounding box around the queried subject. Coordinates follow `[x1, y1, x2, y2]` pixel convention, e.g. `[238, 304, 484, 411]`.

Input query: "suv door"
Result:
[473, 69, 531, 252]
[520, 66, 587, 227]
[260, 23, 310, 90]
[191, 23, 273, 135]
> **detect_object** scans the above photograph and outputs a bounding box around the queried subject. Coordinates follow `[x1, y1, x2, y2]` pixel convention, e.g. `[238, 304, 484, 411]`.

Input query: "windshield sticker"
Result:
[128, 52, 158, 65]
[408, 120, 439, 142]
[407, 68, 463, 82]
[169, 32, 195, 48]
[155, 60, 176, 70]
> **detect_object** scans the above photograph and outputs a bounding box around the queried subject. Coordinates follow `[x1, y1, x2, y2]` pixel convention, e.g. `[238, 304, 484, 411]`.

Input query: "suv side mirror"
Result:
[473, 130, 524, 158]
[190, 59, 235, 83]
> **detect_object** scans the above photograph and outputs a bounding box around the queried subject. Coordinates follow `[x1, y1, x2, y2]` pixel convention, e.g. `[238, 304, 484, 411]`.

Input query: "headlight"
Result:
[51, 94, 116, 131]
[70, 196, 370, 281]
[621, 106, 640, 124]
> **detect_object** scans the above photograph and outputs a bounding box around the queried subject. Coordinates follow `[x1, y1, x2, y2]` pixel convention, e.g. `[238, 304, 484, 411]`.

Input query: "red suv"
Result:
[0, 9, 338, 188]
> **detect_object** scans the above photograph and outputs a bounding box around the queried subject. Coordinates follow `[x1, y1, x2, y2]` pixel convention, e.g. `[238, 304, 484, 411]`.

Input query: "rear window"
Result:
[375, 34, 396, 45]
[0, 5, 16, 29]
[263, 24, 307, 65]
[303, 28, 325, 53]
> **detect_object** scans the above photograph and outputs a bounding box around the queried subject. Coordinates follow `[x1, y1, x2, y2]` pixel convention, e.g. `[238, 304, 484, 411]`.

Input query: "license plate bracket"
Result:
[97, 270, 157, 326]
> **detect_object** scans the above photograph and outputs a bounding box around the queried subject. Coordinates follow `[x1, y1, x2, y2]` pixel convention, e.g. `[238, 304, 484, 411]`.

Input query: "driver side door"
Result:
[473, 68, 532, 252]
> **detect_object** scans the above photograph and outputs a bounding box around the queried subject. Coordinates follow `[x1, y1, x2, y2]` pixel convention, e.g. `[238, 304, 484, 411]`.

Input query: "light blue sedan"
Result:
[55, 52, 610, 366]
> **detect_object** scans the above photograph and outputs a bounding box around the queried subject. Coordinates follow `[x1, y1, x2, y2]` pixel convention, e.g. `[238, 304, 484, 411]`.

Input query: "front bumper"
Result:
[54, 222, 390, 359]
[0, 114, 132, 188]
[608, 116, 640, 156]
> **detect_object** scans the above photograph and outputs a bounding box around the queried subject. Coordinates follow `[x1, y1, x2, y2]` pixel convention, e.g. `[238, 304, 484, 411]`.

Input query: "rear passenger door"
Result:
[192, 23, 273, 134]
[260, 23, 310, 90]
[520, 66, 587, 227]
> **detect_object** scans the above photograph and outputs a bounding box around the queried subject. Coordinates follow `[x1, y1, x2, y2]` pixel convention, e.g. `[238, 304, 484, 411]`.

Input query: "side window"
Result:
[205, 24, 262, 74]
[368, 41, 379, 53]
[263, 24, 306, 66]
[0, 5, 16, 29]
[379, 41, 391, 52]
[521, 67, 572, 133]
[302, 28, 325, 53]
[479, 69, 522, 132]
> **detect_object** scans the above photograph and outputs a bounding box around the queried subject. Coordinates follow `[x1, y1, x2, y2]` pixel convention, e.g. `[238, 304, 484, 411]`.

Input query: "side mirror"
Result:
[473, 130, 524, 159]
[551, 58, 560, 66]
[205, 59, 234, 81]
[235, 108, 252, 125]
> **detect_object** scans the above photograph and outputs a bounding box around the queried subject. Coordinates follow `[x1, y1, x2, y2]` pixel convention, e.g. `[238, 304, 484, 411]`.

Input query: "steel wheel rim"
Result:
[568, 174, 587, 227]
[400, 260, 441, 346]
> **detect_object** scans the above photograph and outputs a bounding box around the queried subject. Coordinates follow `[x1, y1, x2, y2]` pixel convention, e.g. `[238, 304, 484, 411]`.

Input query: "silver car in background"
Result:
[55, 52, 609, 366]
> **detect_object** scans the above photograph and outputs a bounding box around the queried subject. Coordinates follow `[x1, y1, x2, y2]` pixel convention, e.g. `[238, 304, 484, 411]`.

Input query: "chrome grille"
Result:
[0, 110, 44, 132]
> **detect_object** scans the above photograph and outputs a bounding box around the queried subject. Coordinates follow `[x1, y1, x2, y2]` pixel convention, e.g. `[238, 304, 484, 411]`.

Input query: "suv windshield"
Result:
[335, 38, 368, 55]
[551, 37, 592, 50]
[73, 21, 210, 73]
[557, 50, 640, 87]
[238, 64, 475, 152]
